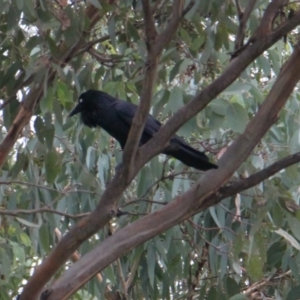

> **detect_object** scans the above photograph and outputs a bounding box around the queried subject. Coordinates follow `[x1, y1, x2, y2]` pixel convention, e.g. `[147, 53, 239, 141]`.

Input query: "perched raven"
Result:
[69, 90, 217, 171]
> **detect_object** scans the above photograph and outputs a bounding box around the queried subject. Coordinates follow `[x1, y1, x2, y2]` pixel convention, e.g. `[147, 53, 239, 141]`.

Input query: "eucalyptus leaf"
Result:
[226, 102, 248, 133]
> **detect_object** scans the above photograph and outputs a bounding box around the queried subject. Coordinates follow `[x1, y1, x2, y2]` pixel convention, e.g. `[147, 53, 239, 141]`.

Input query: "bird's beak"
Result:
[69, 103, 82, 117]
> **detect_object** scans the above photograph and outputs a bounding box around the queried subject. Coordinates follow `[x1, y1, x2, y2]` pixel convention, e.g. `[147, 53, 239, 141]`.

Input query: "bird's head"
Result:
[69, 90, 105, 117]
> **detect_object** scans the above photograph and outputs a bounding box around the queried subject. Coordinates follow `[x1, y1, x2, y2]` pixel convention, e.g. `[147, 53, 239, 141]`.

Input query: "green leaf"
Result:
[229, 294, 247, 300]
[287, 285, 300, 300]
[249, 86, 264, 103]
[7, 4, 21, 30]
[10, 241, 25, 264]
[169, 59, 184, 82]
[226, 102, 248, 133]
[146, 243, 155, 288]
[286, 214, 300, 240]
[223, 82, 250, 95]
[190, 36, 205, 52]
[267, 241, 286, 268]
[0, 252, 11, 281]
[103, 82, 120, 97]
[19, 233, 32, 247]
[108, 16, 116, 49]
[268, 49, 281, 74]
[246, 254, 263, 281]
[45, 150, 61, 184]
[9, 152, 28, 178]
[289, 129, 300, 154]
[209, 207, 222, 228]
[44, 112, 55, 150]
[224, 277, 240, 297]
[16, 217, 39, 228]
[273, 228, 300, 250]
[231, 233, 245, 259]
[254, 232, 267, 264]
[34, 116, 45, 144]
[39, 224, 50, 252]
[88, 0, 101, 9]
[164, 87, 183, 115]
[207, 287, 217, 300]
[179, 28, 191, 44]
[57, 81, 73, 107]
[257, 55, 271, 76]
[210, 98, 228, 115]
[0, 62, 21, 89]
[16, 0, 24, 10]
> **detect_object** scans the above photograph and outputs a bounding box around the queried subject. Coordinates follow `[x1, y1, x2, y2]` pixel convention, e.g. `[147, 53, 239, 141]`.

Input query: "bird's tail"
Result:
[164, 141, 218, 171]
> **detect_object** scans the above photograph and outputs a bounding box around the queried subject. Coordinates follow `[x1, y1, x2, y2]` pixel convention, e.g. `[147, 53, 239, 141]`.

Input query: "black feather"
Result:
[69, 90, 217, 171]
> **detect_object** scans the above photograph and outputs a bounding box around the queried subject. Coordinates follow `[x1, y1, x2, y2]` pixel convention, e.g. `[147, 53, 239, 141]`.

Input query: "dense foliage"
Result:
[1, 0, 300, 299]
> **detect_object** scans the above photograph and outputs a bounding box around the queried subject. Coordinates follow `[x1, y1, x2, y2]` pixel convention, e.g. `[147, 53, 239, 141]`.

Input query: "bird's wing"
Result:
[114, 101, 162, 137]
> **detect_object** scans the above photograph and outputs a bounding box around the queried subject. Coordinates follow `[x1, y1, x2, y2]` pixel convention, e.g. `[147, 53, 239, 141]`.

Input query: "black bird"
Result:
[69, 90, 217, 171]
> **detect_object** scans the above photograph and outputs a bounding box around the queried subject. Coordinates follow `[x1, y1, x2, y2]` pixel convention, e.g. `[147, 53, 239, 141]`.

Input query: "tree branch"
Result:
[0, 84, 46, 168]
[121, 0, 159, 177]
[0, 207, 89, 219]
[125, 253, 142, 290]
[0, 180, 98, 195]
[234, 0, 257, 50]
[219, 152, 300, 199]
[182, 1, 195, 16]
[116, 259, 127, 297]
[154, 0, 184, 56]
[257, 0, 288, 37]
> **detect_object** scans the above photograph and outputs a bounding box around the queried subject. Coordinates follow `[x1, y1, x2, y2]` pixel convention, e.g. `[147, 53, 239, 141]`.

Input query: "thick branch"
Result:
[258, 0, 288, 37]
[142, 0, 157, 43]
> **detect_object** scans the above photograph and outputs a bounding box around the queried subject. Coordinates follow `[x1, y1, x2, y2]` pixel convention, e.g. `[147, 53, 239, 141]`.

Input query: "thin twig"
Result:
[154, 0, 184, 56]
[0, 207, 89, 219]
[121, 198, 168, 208]
[234, 0, 257, 50]
[0, 180, 99, 195]
[182, 0, 195, 16]
[116, 259, 128, 298]
[187, 218, 237, 236]
[141, 170, 201, 198]
[125, 253, 143, 290]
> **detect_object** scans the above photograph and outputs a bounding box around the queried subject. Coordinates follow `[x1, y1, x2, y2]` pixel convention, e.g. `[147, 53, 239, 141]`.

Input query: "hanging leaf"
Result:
[226, 102, 248, 133]
[246, 254, 263, 281]
[229, 295, 247, 300]
[45, 150, 62, 183]
[287, 285, 300, 300]
[34, 116, 45, 144]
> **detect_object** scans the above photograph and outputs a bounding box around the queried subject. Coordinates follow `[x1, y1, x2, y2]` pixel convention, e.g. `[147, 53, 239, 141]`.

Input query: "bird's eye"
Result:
[79, 98, 83, 103]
